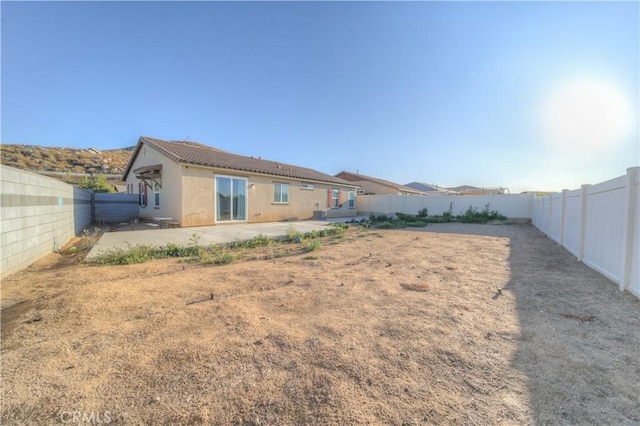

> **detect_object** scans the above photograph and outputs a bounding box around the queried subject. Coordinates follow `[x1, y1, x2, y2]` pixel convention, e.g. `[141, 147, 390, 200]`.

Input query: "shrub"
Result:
[79, 174, 114, 193]
[302, 240, 322, 252]
[287, 226, 304, 243]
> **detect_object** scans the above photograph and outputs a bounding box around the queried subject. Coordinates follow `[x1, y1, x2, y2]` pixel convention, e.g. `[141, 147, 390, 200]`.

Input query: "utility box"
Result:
[313, 210, 327, 220]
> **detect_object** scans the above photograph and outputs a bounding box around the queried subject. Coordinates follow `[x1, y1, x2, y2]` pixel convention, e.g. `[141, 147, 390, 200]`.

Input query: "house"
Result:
[335, 171, 424, 196]
[122, 137, 359, 226]
[404, 182, 458, 195]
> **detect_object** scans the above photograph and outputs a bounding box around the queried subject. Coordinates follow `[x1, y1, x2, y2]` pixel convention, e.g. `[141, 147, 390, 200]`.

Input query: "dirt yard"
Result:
[1, 224, 638, 425]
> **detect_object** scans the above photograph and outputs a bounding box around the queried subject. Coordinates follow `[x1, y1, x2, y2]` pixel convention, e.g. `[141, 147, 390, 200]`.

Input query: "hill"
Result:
[0, 144, 134, 187]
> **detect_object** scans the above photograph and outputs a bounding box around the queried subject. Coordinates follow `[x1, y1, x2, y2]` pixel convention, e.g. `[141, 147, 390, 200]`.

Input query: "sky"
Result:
[2, 1, 638, 193]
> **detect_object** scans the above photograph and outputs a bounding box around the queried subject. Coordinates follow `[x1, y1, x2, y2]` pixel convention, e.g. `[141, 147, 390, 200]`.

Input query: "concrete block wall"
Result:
[94, 193, 139, 224]
[0, 165, 92, 279]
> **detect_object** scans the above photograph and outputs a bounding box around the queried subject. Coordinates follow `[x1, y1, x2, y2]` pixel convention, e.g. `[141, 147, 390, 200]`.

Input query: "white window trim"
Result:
[153, 182, 160, 208]
[273, 182, 289, 204]
[214, 175, 248, 223]
[348, 191, 356, 209]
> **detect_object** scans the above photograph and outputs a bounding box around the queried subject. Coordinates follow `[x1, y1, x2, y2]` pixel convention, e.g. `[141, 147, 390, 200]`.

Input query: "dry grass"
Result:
[1, 224, 639, 425]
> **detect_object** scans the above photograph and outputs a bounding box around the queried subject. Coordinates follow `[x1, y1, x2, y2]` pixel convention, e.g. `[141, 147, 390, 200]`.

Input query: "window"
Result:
[153, 182, 160, 207]
[215, 176, 247, 221]
[139, 182, 147, 207]
[329, 188, 341, 208]
[274, 183, 289, 203]
[348, 191, 355, 208]
[300, 183, 314, 190]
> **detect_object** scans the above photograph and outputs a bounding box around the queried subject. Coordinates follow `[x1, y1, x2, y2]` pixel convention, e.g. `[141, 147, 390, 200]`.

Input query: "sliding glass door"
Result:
[215, 176, 247, 222]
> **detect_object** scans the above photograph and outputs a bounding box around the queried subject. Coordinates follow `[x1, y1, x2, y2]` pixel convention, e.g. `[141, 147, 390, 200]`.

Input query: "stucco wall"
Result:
[125, 141, 357, 226]
[179, 165, 357, 226]
[124, 143, 183, 223]
[181, 165, 216, 226]
[248, 175, 356, 222]
[349, 180, 400, 195]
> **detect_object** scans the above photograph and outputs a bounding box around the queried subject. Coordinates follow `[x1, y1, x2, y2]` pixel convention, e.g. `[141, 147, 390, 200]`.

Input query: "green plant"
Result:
[79, 174, 114, 193]
[302, 240, 322, 252]
[287, 226, 304, 243]
[188, 233, 204, 258]
[87, 243, 158, 265]
[207, 250, 237, 265]
[417, 208, 428, 218]
[231, 234, 274, 249]
[459, 204, 507, 223]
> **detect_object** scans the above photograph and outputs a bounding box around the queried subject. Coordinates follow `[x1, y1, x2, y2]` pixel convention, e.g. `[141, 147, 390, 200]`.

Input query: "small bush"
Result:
[87, 244, 158, 265]
[205, 251, 237, 265]
[287, 226, 304, 243]
[302, 240, 322, 252]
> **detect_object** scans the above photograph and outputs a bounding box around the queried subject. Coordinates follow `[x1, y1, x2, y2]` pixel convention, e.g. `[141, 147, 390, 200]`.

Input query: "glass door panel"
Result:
[232, 178, 246, 221]
[216, 176, 246, 222]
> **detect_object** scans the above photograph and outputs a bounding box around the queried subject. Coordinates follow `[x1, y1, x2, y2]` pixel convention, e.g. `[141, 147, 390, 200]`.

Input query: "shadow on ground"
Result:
[421, 223, 640, 424]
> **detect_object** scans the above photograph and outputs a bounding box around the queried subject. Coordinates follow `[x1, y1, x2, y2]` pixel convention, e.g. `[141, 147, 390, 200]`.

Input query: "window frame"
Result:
[348, 190, 356, 209]
[153, 182, 160, 208]
[332, 188, 340, 209]
[139, 182, 147, 207]
[273, 182, 289, 204]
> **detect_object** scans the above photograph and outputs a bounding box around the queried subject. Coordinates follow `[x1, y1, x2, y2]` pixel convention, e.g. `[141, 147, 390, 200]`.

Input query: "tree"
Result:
[79, 174, 114, 193]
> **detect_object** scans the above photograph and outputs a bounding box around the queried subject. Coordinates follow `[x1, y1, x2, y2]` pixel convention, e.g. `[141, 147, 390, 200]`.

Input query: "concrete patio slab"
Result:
[85, 218, 366, 260]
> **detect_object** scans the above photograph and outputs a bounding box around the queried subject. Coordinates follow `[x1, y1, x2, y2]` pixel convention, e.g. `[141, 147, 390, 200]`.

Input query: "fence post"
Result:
[620, 166, 639, 292]
[560, 189, 568, 246]
[578, 184, 590, 261]
[548, 193, 553, 236]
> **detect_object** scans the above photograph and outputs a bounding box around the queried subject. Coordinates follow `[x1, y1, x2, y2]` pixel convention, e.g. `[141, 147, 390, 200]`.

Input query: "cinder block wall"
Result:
[0, 165, 92, 279]
[94, 193, 139, 224]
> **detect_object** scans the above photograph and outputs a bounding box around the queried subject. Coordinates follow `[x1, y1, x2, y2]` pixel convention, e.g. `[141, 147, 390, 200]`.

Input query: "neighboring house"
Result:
[335, 171, 424, 196]
[448, 185, 508, 195]
[122, 137, 359, 226]
[405, 182, 458, 195]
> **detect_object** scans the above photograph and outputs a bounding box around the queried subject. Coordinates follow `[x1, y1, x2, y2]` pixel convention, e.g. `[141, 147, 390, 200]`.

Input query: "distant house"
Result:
[447, 185, 507, 195]
[405, 182, 458, 196]
[122, 137, 359, 226]
[335, 171, 423, 196]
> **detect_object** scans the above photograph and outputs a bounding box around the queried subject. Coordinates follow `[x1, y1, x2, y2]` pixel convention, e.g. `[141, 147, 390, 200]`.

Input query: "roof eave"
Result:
[176, 161, 359, 188]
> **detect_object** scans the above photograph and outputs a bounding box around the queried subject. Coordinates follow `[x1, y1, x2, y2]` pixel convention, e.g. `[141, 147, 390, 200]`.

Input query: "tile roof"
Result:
[123, 136, 357, 187]
[335, 171, 424, 194]
[405, 182, 458, 194]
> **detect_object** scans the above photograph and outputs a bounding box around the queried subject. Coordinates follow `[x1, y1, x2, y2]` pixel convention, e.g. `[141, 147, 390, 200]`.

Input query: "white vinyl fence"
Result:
[357, 193, 534, 219]
[532, 167, 639, 297]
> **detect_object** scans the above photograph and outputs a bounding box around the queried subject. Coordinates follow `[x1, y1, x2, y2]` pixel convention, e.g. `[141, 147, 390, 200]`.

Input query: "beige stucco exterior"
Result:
[350, 179, 417, 196]
[124, 142, 184, 222]
[125, 141, 358, 227]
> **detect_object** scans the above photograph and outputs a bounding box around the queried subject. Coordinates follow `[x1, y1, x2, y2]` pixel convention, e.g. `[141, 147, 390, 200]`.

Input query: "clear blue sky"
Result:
[2, 1, 638, 192]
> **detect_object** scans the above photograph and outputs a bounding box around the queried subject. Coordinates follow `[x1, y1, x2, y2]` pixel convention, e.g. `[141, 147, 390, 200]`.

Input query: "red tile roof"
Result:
[123, 136, 357, 187]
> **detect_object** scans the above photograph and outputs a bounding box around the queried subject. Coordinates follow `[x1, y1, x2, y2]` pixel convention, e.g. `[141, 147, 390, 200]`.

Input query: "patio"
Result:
[85, 218, 366, 260]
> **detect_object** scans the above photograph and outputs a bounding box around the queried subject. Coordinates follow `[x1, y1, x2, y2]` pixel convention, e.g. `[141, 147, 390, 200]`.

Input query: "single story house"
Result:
[335, 171, 424, 196]
[122, 137, 359, 226]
